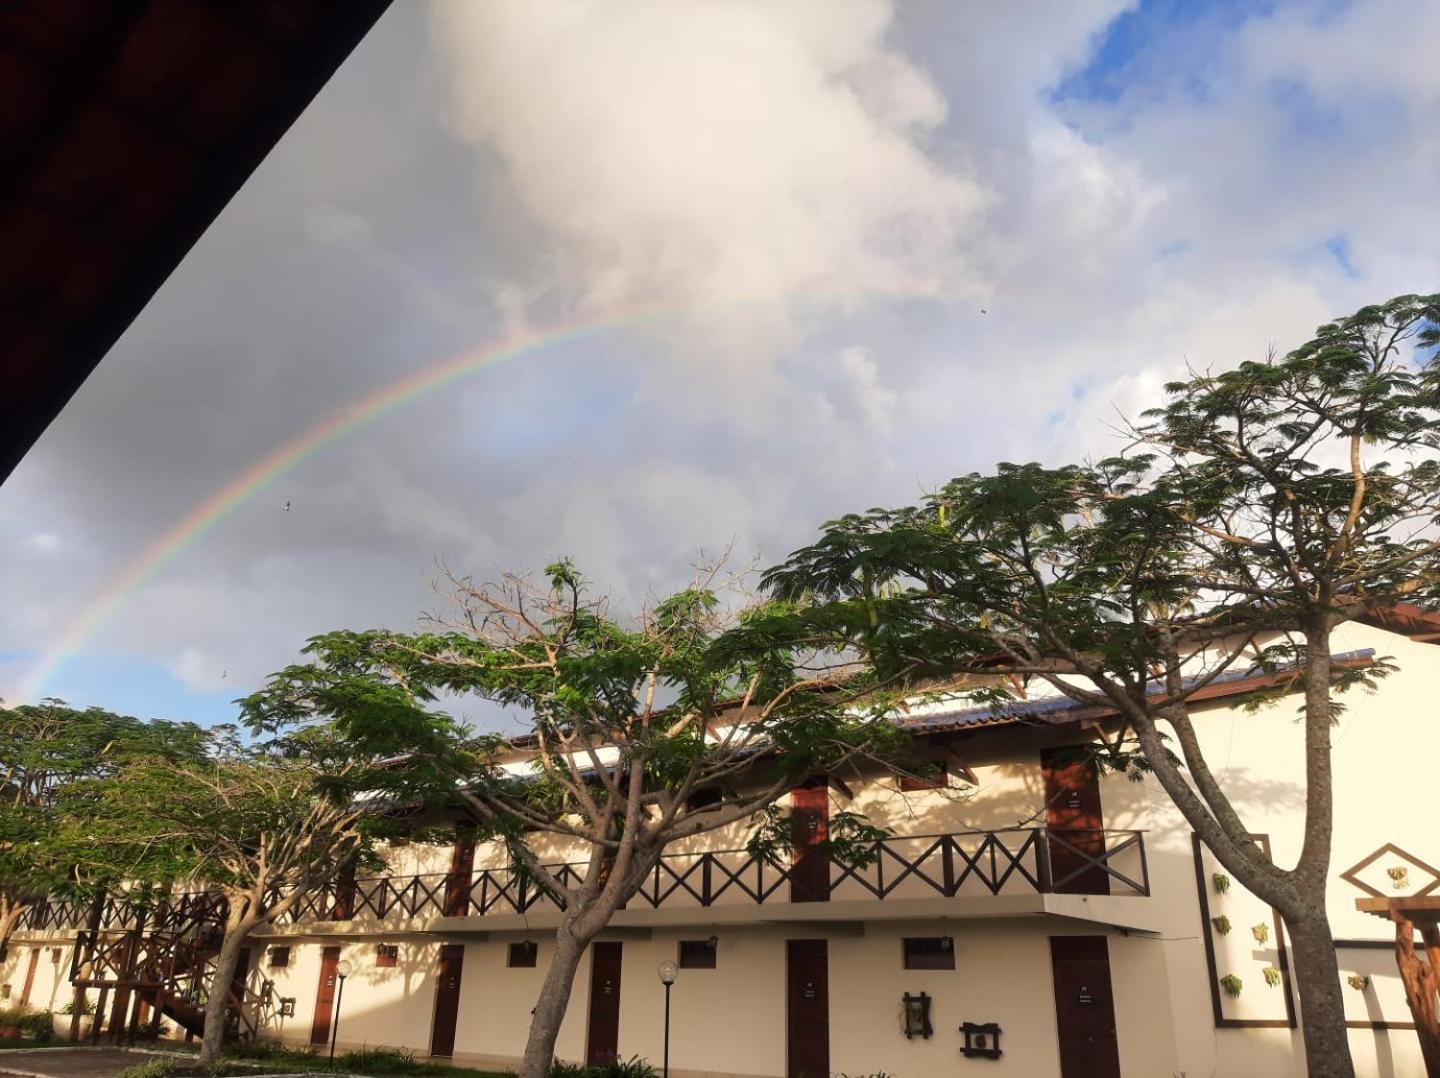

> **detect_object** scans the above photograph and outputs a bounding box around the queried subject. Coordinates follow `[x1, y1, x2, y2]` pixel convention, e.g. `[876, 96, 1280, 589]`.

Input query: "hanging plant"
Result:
[1251, 922, 1270, 944]
[1220, 974, 1243, 998]
[1212, 872, 1231, 895]
[1211, 915, 1232, 935]
[1262, 966, 1281, 988]
[1346, 975, 1370, 991]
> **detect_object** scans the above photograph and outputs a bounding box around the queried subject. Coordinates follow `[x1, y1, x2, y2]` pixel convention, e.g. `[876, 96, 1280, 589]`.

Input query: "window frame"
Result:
[902, 936, 955, 970]
[508, 940, 539, 968]
[677, 938, 718, 969]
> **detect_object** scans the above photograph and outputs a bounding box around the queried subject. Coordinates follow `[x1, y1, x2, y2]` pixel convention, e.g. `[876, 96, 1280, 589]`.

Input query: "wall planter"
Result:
[1346, 975, 1370, 991]
[1251, 923, 1270, 944]
[1220, 974, 1244, 998]
[1263, 966, 1282, 988]
[1211, 915, 1232, 935]
[1212, 872, 1231, 895]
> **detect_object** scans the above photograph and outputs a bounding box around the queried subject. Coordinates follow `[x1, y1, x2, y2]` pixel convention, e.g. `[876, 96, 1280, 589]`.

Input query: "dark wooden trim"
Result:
[1345, 1020, 1418, 1031]
[1191, 834, 1297, 1029]
[1340, 844, 1440, 899]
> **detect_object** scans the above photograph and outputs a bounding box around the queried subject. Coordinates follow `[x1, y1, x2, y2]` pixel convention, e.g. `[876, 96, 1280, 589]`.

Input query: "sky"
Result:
[1, 0, 1437, 731]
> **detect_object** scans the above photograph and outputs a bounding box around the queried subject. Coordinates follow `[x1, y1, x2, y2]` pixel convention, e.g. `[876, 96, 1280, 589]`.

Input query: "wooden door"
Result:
[786, 939, 829, 1078]
[1049, 936, 1121, 1078]
[309, 946, 340, 1046]
[443, 826, 477, 916]
[790, 782, 830, 903]
[430, 944, 465, 1057]
[1041, 748, 1109, 895]
[19, 948, 38, 1008]
[585, 941, 623, 1065]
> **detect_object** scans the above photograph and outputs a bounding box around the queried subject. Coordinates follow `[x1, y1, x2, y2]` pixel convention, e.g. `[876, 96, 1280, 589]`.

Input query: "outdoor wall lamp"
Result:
[278, 997, 296, 1018]
[960, 1021, 1003, 1060]
[901, 991, 933, 1039]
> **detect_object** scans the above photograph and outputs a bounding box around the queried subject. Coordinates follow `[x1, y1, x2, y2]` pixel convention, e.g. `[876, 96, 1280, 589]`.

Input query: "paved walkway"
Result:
[0, 1048, 169, 1078]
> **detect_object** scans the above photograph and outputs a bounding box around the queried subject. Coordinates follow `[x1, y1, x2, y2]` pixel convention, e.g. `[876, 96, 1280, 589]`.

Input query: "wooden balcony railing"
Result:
[19, 828, 1148, 935]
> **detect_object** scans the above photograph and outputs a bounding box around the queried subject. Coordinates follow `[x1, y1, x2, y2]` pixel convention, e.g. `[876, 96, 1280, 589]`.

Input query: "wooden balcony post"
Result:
[1036, 828, 1054, 893]
[942, 837, 957, 897]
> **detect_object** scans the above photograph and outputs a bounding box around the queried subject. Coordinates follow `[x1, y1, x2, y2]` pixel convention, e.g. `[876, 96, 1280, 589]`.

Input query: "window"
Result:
[902, 937, 954, 970]
[376, 944, 399, 968]
[268, 946, 291, 969]
[508, 941, 538, 968]
[678, 939, 717, 969]
[899, 762, 948, 792]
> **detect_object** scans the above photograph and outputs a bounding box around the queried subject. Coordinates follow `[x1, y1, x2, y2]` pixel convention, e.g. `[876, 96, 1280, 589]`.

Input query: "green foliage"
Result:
[338, 1045, 418, 1073]
[1211, 915, 1232, 935]
[1263, 966, 1282, 987]
[547, 1058, 655, 1078]
[0, 700, 212, 928]
[114, 1059, 181, 1078]
[1212, 872, 1231, 895]
[1220, 974, 1244, 998]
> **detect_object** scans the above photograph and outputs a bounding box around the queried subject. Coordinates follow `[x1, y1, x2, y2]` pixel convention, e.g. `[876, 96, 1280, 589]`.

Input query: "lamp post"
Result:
[328, 959, 351, 1061]
[657, 960, 677, 1078]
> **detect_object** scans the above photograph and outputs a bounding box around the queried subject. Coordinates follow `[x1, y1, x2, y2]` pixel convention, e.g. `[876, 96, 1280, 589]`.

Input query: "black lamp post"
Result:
[657, 960, 678, 1078]
[328, 959, 351, 1061]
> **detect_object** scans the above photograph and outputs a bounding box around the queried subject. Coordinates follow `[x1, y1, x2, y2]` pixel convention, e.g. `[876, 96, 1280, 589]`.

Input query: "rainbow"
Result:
[18, 311, 665, 703]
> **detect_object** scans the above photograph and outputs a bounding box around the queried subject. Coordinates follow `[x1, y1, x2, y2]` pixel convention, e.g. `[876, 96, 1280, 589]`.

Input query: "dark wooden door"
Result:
[586, 941, 623, 1065]
[786, 939, 829, 1078]
[1049, 936, 1121, 1078]
[790, 782, 830, 903]
[430, 943, 465, 1057]
[1041, 747, 1109, 895]
[19, 948, 38, 1008]
[309, 946, 340, 1046]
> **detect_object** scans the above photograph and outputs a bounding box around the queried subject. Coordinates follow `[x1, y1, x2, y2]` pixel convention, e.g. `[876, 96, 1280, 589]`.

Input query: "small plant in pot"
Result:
[1263, 966, 1282, 988]
[1220, 974, 1244, 998]
[1210, 915, 1232, 935]
[1212, 872, 1231, 895]
[0, 1006, 24, 1040]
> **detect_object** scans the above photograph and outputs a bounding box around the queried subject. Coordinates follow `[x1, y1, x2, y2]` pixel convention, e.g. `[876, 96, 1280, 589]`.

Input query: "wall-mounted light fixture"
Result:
[901, 991, 933, 1039]
[960, 1021, 1003, 1060]
[278, 997, 296, 1018]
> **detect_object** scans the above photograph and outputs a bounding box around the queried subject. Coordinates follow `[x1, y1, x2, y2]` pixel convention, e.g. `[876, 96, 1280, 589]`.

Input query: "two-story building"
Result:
[5, 613, 1436, 1076]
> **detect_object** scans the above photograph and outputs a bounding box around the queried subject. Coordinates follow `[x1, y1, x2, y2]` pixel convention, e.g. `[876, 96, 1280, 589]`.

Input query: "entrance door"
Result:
[430, 944, 465, 1057]
[586, 941, 623, 1065]
[790, 782, 830, 903]
[1041, 747, 1109, 894]
[309, 946, 340, 1046]
[786, 940, 829, 1078]
[1049, 936, 1121, 1078]
[19, 948, 38, 1008]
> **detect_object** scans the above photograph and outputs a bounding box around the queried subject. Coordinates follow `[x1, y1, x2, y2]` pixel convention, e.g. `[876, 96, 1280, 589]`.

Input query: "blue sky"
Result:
[1, 0, 1435, 730]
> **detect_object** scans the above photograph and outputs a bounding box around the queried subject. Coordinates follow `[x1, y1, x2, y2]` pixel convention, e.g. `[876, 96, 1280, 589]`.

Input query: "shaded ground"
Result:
[0, 1049, 168, 1078]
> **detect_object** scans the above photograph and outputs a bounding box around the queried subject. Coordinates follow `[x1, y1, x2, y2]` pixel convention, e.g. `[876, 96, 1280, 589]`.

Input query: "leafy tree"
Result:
[0, 700, 208, 952]
[764, 294, 1440, 1078]
[59, 723, 431, 1063]
[242, 560, 908, 1078]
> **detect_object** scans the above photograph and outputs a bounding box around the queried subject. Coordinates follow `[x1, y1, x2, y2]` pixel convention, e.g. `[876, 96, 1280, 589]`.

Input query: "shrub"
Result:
[337, 1045, 417, 1074]
[115, 1060, 180, 1078]
[548, 1059, 656, 1078]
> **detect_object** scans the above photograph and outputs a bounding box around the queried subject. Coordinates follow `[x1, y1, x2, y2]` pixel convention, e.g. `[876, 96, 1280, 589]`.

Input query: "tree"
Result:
[242, 560, 908, 1077]
[764, 294, 1440, 1078]
[61, 724, 428, 1063]
[0, 699, 209, 954]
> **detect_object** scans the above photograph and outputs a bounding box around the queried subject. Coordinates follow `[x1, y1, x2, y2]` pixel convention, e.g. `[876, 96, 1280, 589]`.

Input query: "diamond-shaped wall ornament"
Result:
[1339, 843, 1440, 899]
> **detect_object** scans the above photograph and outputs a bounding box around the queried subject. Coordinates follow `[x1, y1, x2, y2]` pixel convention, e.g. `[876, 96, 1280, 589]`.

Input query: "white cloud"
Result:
[29, 532, 61, 554]
[430, 0, 983, 352]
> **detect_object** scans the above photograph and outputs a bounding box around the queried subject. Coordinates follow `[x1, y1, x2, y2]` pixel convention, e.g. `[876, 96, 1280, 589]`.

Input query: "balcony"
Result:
[19, 828, 1154, 939]
[279, 826, 1150, 927]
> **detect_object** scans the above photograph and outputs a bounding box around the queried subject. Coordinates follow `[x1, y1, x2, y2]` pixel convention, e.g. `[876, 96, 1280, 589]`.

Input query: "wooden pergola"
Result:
[1357, 897, 1440, 1076]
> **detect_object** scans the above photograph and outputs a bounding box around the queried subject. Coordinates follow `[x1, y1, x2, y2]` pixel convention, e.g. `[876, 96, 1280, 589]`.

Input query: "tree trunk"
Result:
[1394, 917, 1440, 1077]
[198, 921, 251, 1065]
[519, 920, 593, 1078]
[1283, 909, 1355, 1078]
[0, 901, 26, 958]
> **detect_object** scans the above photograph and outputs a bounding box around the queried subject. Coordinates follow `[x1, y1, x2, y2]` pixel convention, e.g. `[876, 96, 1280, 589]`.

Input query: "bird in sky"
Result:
[283, 501, 291, 511]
